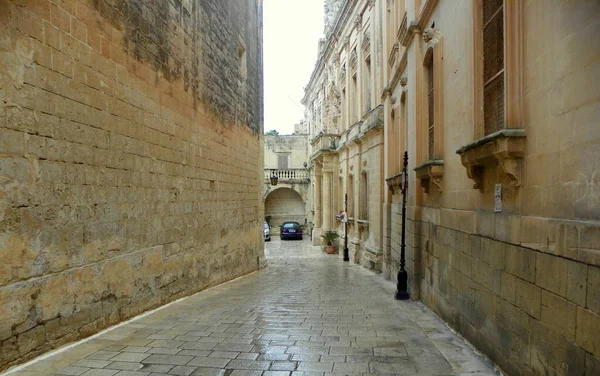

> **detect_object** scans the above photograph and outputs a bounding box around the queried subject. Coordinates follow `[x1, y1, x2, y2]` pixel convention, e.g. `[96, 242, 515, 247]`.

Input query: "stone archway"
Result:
[264, 187, 305, 234]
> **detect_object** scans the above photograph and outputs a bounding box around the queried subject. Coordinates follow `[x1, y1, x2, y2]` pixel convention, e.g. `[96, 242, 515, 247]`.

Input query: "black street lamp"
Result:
[395, 151, 410, 300]
[343, 193, 349, 262]
[270, 170, 278, 186]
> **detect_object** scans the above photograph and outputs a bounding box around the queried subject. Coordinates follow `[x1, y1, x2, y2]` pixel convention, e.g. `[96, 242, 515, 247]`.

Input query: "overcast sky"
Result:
[263, 0, 325, 135]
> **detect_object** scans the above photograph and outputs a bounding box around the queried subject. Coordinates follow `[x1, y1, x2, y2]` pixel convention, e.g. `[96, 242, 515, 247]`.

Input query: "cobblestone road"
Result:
[5, 239, 498, 376]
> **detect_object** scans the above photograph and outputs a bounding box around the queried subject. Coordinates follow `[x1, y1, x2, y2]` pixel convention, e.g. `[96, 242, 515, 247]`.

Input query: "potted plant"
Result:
[320, 231, 340, 254]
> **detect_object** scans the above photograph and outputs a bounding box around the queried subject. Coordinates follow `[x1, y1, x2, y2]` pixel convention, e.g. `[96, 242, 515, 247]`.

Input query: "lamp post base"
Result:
[343, 247, 349, 261]
[395, 270, 410, 300]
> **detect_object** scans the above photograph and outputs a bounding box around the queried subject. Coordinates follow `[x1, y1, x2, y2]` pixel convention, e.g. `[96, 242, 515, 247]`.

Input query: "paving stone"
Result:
[189, 368, 225, 376]
[73, 360, 112, 369]
[105, 362, 144, 371]
[167, 366, 197, 375]
[81, 370, 119, 376]
[56, 366, 91, 375]
[186, 357, 230, 368]
[13, 241, 498, 376]
[269, 361, 297, 371]
[139, 365, 174, 373]
[88, 351, 122, 361]
[296, 362, 334, 372]
[224, 360, 271, 370]
[142, 355, 194, 366]
[111, 353, 152, 363]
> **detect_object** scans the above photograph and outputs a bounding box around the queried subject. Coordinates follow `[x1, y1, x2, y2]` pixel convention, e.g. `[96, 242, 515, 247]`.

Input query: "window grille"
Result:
[483, 0, 504, 135]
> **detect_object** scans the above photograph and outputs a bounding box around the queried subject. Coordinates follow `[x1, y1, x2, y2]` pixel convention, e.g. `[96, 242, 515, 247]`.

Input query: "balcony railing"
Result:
[264, 168, 310, 182]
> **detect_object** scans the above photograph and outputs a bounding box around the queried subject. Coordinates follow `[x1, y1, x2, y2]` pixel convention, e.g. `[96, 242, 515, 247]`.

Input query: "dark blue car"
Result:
[280, 221, 303, 240]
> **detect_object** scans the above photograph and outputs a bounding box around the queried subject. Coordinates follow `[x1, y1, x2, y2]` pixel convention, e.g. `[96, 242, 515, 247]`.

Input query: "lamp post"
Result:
[395, 151, 410, 300]
[343, 193, 349, 261]
[270, 170, 278, 186]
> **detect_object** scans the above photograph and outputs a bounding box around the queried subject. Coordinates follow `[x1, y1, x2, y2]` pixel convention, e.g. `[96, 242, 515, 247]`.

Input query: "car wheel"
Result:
[299, 236, 303, 240]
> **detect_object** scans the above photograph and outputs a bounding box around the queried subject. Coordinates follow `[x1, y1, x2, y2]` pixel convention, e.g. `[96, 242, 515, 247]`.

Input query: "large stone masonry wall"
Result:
[417, 218, 599, 376]
[0, 0, 263, 370]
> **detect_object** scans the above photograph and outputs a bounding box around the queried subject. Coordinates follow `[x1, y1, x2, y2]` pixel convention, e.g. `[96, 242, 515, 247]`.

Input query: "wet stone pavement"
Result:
[5, 239, 499, 376]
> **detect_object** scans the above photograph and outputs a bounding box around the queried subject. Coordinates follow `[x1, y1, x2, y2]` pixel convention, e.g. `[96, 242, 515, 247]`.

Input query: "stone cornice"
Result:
[388, 47, 408, 91]
[303, 0, 360, 104]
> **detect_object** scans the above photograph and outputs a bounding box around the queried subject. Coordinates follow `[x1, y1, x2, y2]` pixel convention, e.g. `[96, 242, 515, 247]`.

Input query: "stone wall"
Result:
[264, 134, 309, 169]
[383, 0, 599, 375]
[0, 0, 263, 370]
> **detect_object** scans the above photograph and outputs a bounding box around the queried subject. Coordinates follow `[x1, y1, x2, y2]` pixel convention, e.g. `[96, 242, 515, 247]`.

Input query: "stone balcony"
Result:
[264, 168, 310, 184]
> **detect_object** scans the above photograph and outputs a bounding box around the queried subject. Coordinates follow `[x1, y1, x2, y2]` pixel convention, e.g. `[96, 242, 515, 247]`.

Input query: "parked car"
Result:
[280, 221, 303, 240]
[264, 222, 271, 241]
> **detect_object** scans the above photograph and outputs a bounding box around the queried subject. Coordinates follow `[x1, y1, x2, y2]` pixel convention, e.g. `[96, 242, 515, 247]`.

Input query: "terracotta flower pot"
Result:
[325, 245, 336, 254]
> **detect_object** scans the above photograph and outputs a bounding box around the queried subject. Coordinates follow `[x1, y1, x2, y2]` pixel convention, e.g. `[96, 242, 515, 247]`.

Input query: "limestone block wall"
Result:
[384, 0, 600, 375]
[0, 0, 263, 370]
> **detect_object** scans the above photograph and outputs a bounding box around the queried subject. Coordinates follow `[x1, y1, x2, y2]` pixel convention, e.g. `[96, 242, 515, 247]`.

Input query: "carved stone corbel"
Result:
[456, 129, 526, 190]
[414, 160, 444, 194]
[497, 156, 521, 187]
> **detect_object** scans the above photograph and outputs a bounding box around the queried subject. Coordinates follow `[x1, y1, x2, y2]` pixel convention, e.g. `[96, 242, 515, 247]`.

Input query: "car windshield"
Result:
[283, 223, 300, 229]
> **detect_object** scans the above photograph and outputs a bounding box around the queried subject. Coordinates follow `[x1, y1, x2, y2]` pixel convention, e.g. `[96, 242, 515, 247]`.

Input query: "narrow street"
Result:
[5, 240, 498, 376]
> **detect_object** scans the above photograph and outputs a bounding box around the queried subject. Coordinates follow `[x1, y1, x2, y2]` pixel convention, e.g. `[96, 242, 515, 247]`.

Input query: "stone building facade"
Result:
[304, 0, 386, 270]
[306, 0, 600, 374]
[263, 130, 311, 233]
[0, 0, 263, 370]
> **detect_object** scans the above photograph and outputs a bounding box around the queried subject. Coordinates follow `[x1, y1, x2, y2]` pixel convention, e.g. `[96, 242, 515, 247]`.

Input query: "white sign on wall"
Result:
[494, 184, 502, 212]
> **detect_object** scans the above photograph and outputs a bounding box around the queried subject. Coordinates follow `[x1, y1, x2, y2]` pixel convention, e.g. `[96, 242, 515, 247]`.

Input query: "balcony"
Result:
[264, 168, 310, 184]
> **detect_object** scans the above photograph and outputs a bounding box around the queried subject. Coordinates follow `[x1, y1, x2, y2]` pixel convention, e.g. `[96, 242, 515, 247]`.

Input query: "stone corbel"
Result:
[385, 172, 403, 194]
[413, 160, 444, 194]
[456, 129, 526, 190]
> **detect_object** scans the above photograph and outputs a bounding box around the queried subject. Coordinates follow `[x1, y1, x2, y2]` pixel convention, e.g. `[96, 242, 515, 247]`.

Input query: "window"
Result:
[277, 154, 288, 169]
[360, 172, 368, 220]
[364, 59, 372, 113]
[482, 0, 504, 135]
[421, 28, 443, 162]
[348, 175, 354, 217]
[426, 54, 435, 160]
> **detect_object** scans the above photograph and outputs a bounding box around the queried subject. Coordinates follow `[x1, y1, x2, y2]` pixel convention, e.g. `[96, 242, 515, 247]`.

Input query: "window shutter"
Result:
[277, 155, 288, 169]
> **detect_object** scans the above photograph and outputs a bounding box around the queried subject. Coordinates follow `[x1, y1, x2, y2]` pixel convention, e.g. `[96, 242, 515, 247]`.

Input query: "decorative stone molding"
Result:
[350, 49, 358, 76]
[368, 0, 375, 9]
[381, 86, 392, 100]
[388, 42, 399, 68]
[362, 33, 371, 61]
[456, 129, 526, 190]
[354, 14, 363, 30]
[414, 160, 444, 193]
[401, 21, 420, 47]
[397, 11, 408, 43]
[399, 77, 407, 87]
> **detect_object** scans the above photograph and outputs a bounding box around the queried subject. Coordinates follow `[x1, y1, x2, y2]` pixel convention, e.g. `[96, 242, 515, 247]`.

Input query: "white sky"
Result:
[263, 0, 325, 135]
